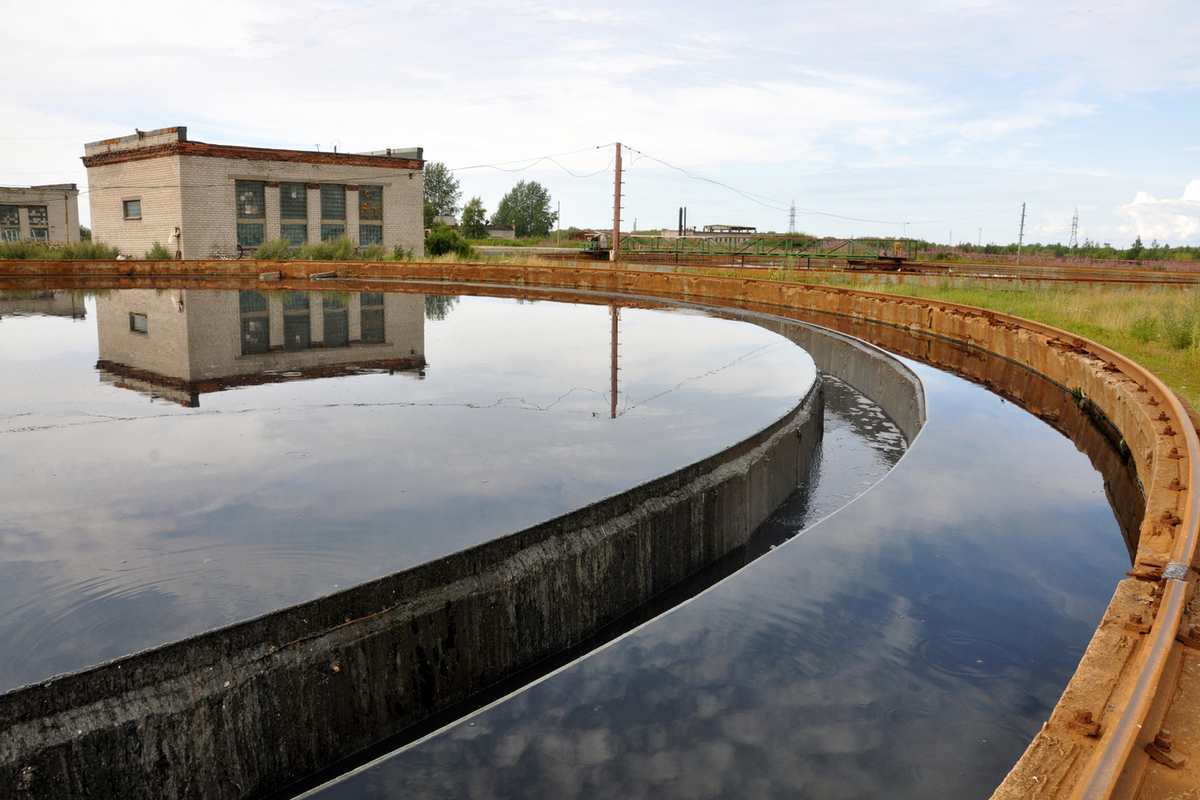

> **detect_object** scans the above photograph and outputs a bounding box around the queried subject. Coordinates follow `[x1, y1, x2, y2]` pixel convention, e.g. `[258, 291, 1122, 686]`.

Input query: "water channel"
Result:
[0, 286, 1137, 798]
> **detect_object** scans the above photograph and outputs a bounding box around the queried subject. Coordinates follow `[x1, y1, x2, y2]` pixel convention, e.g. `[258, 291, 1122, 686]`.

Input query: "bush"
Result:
[292, 236, 360, 261]
[144, 241, 174, 260]
[1128, 312, 1159, 343]
[1160, 292, 1200, 350]
[425, 228, 473, 259]
[254, 238, 293, 260]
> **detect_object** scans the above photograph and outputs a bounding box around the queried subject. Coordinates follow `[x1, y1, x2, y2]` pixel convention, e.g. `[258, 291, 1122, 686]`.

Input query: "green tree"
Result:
[1127, 235, 1144, 260]
[491, 180, 557, 238]
[423, 162, 461, 227]
[461, 196, 488, 239]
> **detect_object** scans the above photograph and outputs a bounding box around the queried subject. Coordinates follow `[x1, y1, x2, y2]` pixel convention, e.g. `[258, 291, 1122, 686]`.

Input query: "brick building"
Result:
[0, 184, 80, 244]
[82, 127, 424, 259]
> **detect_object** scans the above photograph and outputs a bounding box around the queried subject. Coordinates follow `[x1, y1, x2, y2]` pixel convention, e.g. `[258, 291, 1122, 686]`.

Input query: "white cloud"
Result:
[1115, 180, 1200, 242]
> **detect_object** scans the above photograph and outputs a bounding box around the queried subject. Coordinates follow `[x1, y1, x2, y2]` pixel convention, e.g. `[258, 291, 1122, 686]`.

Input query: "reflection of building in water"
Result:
[0, 291, 87, 319]
[96, 289, 425, 406]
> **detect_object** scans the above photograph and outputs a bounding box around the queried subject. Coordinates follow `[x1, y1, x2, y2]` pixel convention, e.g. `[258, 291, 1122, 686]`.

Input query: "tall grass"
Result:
[0, 240, 122, 260]
[783, 273, 1200, 409]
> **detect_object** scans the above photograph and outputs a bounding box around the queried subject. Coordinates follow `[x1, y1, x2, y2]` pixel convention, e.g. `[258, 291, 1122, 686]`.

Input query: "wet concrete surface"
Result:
[305, 362, 1132, 800]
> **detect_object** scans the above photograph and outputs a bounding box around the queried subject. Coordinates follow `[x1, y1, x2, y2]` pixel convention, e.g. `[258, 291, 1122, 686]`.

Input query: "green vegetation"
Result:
[144, 241, 174, 260]
[423, 162, 461, 229]
[491, 180, 557, 238]
[913, 236, 1199, 265]
[784, 274, 1200, 409]
[424, 295, 459, 321]
[461, 197, 487, 239]
[247, 236, 411, 262]
[425, 228, 475, 259]
[0, 239, 121, 260]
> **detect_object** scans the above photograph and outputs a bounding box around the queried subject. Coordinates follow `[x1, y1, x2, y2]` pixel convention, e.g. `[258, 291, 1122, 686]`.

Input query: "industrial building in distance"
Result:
[0, 184, 81, 244]
[82, 127, 425, 259]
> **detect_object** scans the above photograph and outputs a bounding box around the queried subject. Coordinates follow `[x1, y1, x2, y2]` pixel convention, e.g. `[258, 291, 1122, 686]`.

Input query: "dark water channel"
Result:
[0, 290, 816, 693]
[305, 361, 1133, 800]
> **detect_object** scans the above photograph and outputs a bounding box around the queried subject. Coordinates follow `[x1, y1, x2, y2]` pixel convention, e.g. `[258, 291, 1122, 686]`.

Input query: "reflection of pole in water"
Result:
[610, 305, 619, 419]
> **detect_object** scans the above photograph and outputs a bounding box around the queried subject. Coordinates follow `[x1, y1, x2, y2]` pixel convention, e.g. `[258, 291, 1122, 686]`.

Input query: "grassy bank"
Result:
[785, 273, 1200, 410]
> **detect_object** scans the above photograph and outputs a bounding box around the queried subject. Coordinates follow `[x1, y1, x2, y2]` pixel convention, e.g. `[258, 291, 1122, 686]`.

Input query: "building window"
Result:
[129, 313, 148, 333]
[282, 291, 311, 351]
[1, 206, 19, 241]
[123, 199, 142, 220]
[320, 223, 345, 242]
[27, 206, 48, 226]
[235, 180, 266, 249]
[322, 295, 349, 348]
[279, 183, 307, 247]
[280, 182, 307, 219]
[30, 228, 48, 241]
[239, 290, 270, 355]
[236, 181, 265, 219]
[359, 185, 383, 247]
[360, 292, 385, 344]
[358, 224, 383, 245]
[237, 224, 265, 247]
[320, 185, 345, 221]
[281, 224, 307, 247]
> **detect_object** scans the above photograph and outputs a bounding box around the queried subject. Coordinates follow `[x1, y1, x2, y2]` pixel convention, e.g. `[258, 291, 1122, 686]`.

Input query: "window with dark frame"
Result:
[235, 180, 265, 248]
[129, 313, 148, 333]
[123, 199, 142, 220]
[1, 205, 19, 241]
[358, 185, 383, 247]
[280, 183, 308, 246]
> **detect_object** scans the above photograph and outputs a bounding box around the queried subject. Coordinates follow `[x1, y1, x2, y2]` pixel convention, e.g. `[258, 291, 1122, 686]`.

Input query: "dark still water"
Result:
[0, 289, 816, 692]
[305, 362, 1132, 800]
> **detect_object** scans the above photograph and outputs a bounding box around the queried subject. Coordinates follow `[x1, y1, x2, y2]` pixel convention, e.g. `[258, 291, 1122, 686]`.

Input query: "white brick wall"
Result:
[87, 158, 183, 258]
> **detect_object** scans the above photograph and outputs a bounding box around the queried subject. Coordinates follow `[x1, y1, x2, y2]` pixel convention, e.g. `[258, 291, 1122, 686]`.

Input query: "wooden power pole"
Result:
[612, 142, 622, 263]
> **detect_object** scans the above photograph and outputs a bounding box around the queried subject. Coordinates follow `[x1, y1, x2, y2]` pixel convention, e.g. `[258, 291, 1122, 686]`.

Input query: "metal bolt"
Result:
[1074, 710, 1093, 724]
[1154, 730, 1172, 749]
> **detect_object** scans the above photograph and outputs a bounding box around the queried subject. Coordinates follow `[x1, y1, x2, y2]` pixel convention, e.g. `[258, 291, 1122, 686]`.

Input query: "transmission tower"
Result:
[788, 201, 797, 235]
[1069, 208, 1079, 249]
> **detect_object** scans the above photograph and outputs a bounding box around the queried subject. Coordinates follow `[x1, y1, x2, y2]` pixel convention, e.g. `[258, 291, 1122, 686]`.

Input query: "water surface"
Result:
[0, 290, 816, 692]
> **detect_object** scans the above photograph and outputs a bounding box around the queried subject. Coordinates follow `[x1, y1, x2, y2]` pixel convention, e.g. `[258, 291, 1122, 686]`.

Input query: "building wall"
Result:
[175, 157, 423, 259]
[95, 289, 194, 381]
[0, 185, 80, 245]
[86, 158, 183, 258]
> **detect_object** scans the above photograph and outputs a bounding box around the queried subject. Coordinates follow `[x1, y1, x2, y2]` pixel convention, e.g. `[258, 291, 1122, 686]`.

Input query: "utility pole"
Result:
[1017, 202, 1026, 265]
[788, 201, 797, 235]
[610, 305, 619, 419]
[557, 201, 561, 245]
[611, 142, 622, 263]
[1069, 208, 1079, 249]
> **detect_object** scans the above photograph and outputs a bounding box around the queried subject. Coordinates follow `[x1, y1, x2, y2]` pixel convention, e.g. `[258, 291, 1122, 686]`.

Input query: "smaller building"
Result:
[0, 184, 80, 244]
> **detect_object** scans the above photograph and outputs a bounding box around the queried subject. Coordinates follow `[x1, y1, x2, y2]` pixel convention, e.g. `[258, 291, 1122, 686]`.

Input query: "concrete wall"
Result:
[86, 156, 184, 258]
[0, 292, 864, 799]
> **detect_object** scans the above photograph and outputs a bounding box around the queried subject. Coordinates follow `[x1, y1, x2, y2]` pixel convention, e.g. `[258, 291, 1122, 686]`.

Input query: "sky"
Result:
[2, 0, 1199, 246]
